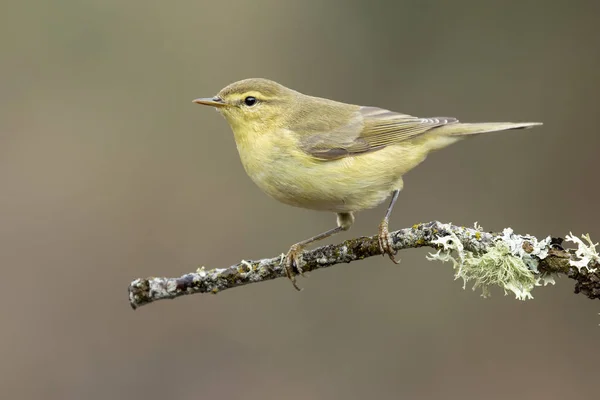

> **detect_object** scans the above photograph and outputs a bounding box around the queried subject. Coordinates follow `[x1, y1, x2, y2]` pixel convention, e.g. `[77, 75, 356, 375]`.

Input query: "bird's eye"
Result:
[244, 96, 257, 106]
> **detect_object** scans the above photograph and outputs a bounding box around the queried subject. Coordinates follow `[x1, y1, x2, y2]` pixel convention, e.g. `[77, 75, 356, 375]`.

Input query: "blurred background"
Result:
[1, 0, 599, 399]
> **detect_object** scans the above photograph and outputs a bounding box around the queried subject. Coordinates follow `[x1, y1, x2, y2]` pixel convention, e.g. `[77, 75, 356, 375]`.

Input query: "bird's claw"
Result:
[282, 244, 305, 291]
[378, 219, 401, 264]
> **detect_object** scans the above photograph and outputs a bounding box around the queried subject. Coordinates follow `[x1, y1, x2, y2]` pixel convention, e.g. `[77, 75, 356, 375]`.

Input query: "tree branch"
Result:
[128, 221, 600, 309]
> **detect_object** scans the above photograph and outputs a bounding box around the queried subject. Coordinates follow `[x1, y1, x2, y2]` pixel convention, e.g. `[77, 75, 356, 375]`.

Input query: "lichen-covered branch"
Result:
[128, 221, 600, 309]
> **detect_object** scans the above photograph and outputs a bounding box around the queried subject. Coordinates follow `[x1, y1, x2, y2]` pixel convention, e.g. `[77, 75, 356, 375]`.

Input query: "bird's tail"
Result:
[435, 121, 543, 136]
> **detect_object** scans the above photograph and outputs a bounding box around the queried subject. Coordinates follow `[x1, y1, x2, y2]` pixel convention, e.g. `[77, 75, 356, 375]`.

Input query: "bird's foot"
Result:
[282, 243, 305, 291]
[378, 219, 401, 264]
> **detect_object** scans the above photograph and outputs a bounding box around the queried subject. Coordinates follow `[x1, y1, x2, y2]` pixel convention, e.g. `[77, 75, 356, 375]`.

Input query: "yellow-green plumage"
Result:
[197, 78, 540, 213]
[193, 78, 542, 288]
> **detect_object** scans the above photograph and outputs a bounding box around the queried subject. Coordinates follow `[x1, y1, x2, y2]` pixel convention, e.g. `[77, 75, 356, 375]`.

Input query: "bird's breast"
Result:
[233, 130, 402, 212]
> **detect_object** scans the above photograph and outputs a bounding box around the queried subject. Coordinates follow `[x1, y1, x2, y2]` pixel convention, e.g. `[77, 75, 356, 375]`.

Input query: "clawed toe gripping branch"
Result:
[128, 221, 600, 309]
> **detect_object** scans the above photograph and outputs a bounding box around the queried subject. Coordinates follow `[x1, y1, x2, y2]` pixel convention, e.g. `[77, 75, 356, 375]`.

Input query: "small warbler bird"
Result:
[194, 78, 541, 289]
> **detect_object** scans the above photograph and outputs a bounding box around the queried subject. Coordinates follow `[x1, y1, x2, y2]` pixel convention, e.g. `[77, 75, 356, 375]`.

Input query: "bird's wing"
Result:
[299, 106, 458, 160]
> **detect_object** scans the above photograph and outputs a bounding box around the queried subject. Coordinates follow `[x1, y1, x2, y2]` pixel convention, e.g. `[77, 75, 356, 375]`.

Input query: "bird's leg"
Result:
[284, 228, 342, 291]
[284, 212, 354, 290]
[378, 189, 401, 264]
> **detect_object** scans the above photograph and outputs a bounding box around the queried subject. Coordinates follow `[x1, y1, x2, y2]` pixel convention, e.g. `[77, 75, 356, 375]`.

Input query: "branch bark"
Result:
[128, 221, 600, 309]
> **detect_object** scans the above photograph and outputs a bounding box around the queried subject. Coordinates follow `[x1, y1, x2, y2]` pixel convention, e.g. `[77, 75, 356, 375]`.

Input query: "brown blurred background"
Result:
[1, 1, 599, 399]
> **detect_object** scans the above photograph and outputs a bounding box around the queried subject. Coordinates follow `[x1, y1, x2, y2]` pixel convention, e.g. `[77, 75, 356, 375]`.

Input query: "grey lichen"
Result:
[498, 228, 551, 273]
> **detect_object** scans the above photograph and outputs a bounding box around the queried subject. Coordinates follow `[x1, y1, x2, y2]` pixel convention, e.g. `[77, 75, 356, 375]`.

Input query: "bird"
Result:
[193, 78, 542, 290]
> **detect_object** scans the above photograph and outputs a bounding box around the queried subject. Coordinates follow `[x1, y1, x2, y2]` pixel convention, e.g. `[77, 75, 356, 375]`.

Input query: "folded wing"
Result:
[299, 106, 458, 160]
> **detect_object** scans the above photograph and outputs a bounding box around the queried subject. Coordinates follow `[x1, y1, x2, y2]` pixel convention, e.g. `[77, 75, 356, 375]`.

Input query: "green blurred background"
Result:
[1, 1, 599, 399]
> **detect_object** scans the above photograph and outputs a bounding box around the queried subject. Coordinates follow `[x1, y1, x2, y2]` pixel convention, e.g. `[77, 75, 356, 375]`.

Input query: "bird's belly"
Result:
[246, 152, 402, 213]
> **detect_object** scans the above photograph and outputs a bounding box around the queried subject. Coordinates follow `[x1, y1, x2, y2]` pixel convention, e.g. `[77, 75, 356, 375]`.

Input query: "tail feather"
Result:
[434, 121, 543, 136]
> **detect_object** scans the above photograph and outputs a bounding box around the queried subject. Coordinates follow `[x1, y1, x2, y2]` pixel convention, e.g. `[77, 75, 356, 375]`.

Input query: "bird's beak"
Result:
[192, 96, 228, 108]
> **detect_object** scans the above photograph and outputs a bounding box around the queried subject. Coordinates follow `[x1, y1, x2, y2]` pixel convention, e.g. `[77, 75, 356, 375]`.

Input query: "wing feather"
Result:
[299, 106, 458, 160]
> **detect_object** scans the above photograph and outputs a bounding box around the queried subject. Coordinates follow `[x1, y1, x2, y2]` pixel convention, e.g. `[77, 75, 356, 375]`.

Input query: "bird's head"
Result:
[193, 78, 299, 135]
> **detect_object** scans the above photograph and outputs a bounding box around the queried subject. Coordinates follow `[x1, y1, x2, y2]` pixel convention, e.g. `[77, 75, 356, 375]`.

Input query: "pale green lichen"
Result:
[565, 233, 599, 272]
[426, 229, 542, 300]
